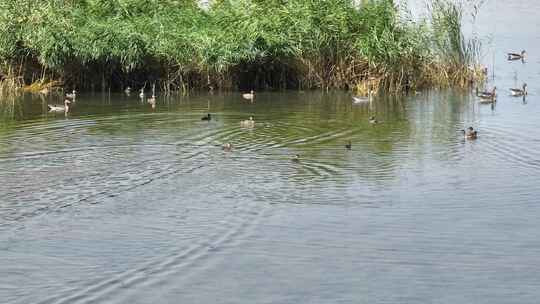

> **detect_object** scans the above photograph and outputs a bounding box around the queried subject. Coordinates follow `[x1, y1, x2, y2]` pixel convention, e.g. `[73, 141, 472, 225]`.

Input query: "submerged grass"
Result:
[0, 0, 484, 95]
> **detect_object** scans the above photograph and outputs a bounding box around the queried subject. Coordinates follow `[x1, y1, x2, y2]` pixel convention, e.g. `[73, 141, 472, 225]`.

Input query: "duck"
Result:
[222, 143, 233, 152]
[291, 154, 300, 163]
[66, 90, 76, 99]
[507, 50, 526, 61]
[478, 86, 497, 102]
[510, 83, 527, 97]
[201, 113, 211, 121]
[240, 116, 255, 127]
[352, 90, 373, 104]
[345, 140, 352, 150]
[124, 86, 131, 95]
[48, 99, 71, 113]
[242, 90, 255, 100]
[147, 94, 156, 108]
[461, 127, 478, 140]
[139, 88, 145, 99]
[369, 116, 378, 124]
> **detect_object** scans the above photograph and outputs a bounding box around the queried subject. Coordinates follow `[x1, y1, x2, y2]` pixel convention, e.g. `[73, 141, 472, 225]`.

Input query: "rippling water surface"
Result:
[2, 2, 540, 303]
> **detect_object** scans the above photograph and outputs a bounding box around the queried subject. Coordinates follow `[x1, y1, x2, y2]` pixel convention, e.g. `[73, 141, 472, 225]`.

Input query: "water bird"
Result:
[345, 140, 352, 150]
[352, 90, 373, 104]
[240, 116, 255, 127]
[510, 83, 527, 97]
[477, 86, 497, 103]
[222, 143, 232, 151]
[507, 50, 526, 61]
[481, 66, 488, 75]
[48, 100, 71, 113]
[369, 116, 378, 124]
[66, 90, 76, 99]
[291, 154, 300, 163]
[461, 127, 478, 140]
[201, 113, 212, 121]
[139, 88, 145, 99]
[242, 90, 255, 101]
[124, 87, 131, 95]
[147, 94, 156, 108]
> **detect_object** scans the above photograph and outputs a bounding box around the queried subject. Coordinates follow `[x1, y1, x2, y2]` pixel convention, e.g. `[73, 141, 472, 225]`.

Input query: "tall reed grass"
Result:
[0, 0, 484, 94]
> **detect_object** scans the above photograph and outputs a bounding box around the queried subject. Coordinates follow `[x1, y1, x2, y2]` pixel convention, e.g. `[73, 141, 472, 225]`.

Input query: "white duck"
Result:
[48, 100, 71, 113]
[147, 94, 156, 109]
[242, 90, 255, 101]
[240, 116, 255, 128]
[352, 90, 373, 104]
[66, 90, 76, 99]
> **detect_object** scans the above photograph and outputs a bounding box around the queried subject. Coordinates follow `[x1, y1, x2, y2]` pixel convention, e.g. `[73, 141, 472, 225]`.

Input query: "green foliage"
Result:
[0, 0, 481, 92]
[429, 0, 480, 67]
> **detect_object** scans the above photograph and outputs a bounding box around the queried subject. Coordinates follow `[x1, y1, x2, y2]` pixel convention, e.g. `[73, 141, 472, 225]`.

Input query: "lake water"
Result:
[2, 1, 540, 303]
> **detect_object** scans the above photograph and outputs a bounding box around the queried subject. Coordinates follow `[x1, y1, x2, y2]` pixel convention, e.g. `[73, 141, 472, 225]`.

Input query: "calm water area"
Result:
[1, 1, 540, 303]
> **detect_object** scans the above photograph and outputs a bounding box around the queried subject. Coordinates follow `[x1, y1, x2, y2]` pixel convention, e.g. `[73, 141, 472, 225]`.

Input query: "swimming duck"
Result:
[242, 90, 255, 101]
[124, 87, 131, 95]
[478, 86, 497, 102]
[291, 154, 300, 163]
[369, 116, 378, 124]
[240, 116, 255, 127]
[222, 143, 233, 152]
[461, 127, 478, 140]
[48, 100, 71, 113]
[507, 50, 526, 61]
[147, 94, 156, 109]
[345, 140, 352, 150]
[353, 90, 373, 104]
[66, 90, 76, 99]
[201, 113, 211, 121]
[139, 88, 145, 99]
[510, 83, 527, 97]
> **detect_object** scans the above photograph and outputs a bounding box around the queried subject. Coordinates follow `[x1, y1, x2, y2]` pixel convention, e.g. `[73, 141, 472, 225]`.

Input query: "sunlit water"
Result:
[2, 2, 540, 303]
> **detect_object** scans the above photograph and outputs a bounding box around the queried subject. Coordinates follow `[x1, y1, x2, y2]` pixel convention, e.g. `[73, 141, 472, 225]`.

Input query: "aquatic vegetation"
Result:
[0, 0, 483, 94]
[424, 0, 484, 87]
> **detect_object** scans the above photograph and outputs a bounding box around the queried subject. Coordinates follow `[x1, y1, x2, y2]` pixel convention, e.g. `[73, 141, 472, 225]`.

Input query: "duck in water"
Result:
[510, 83, 527, 97]
[291, 154, 300, 163]
[222, 143, 232, 152]
[477, 86, 497, 103]
[242, 90, 255, 101]
[345, 140, 352, 150]
[201, 113, 211, 121]
[48, 99, 71, 113]
[352, 90, 373, 104]
[461, 127, 478, 140]
[240, 116, 255, 127]
[369, 116, 378, 124]
[66, 90, 76, 99]
[507, 50, 526, 61]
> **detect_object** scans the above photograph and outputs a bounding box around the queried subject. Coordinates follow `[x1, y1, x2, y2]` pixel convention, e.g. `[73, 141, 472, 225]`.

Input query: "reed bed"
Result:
[0, 0, 483, 95]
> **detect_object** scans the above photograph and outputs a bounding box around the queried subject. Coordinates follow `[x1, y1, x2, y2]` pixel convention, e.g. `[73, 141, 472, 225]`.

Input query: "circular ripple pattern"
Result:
[1, 81, 540, 303]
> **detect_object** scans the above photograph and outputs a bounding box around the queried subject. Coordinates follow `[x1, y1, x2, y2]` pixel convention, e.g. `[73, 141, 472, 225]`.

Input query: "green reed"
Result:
[0, 0, 483, 94]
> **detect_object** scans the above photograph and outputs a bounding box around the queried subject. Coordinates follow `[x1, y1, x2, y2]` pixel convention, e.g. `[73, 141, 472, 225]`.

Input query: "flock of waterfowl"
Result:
[465, 50, 529, 139]
[43, 50, 529, 161]
[477, 50, 528, 102]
